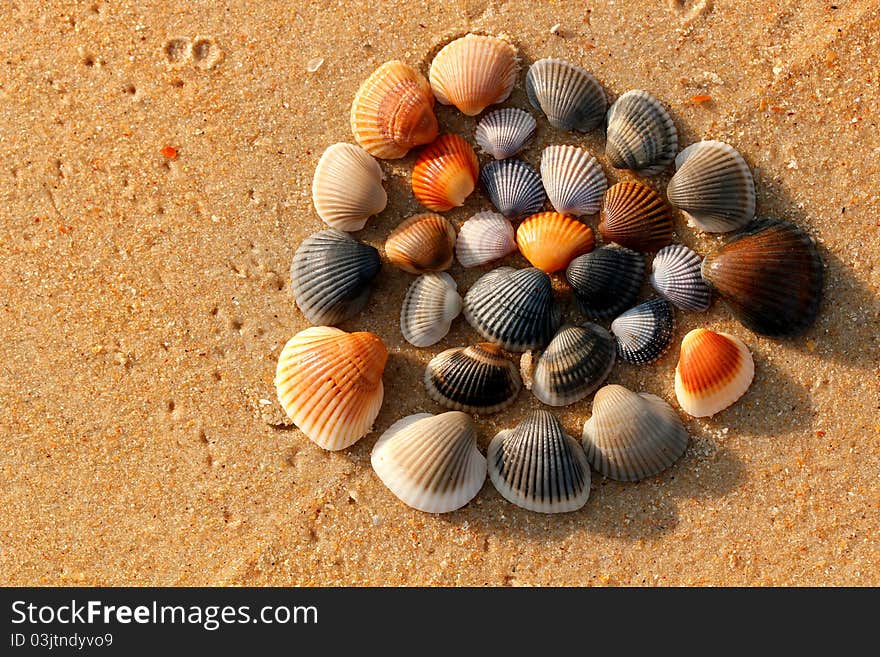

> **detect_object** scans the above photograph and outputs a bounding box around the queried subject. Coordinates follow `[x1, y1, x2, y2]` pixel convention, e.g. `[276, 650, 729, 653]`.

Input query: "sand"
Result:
[1, 0, 878, 586]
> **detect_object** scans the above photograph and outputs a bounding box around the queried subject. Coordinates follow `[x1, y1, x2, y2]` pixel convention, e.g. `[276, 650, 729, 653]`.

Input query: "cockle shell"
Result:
[425, 343, 522, 414]
[385, 213, 456, 274]
[475, 108, 536, 160]
[604, 90, 677, 176]
[599, 181, 674, 252]
[650, 244, 712, 312]
[610, 298, 675, 365]
[525, 58, 607, 132]
[412, 134, 479, 212]
[311, 142, 387, 231]
[455, 211, 517, 268]
[539, 144, 608, 216]
[400, 273, 462, 348]
[566, 245, 645, 319]
[480, 159, 547, 219]
[674, 328, 754, 417]
[515, 212, 594, 273]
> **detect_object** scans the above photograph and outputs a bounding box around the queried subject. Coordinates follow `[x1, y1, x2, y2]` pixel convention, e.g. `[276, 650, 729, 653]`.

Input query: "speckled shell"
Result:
[604, 90, 677, 176]
[311, 142, 387, 231]
[515, 212, 594, 273]
[385, 213, 457, 274]
[480, 159, 547, 219]
[290, 229, 381, 325]
[400, 272, 462, 347]
[599, 181, 673, 252]
[701, 219, 823, 336]
[475, 108, 536, 160]
[412, 134, 479, 211]
[425, 343, 522, 414]
[455, 211, 517, 268]
[525, 58, 607, 132]
[350, 60, 439, 159]
[582, 384, 688, 482]
[488, 410, 591, 513]
[540, 144, 608, 216]
[610, 298, 675, 365]
[566, 245, 645, 319]
[650, 244, 713, 312]
[275, 327, 387, 451]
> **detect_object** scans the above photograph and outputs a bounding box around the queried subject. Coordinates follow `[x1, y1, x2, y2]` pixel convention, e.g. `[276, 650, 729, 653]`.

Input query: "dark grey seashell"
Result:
[525, 58, 607, 132]
[610, 298, 675, 365]
[480, 159, 546, 219]
[424, 343, 521, 414]
[540, 144, 607, 216]
[650, 244, 712, 312]
[475, 108, 537, 160]
[605, 90, 677, 176]
[530, 324, 616, 406]
[565, 245, 645, 319]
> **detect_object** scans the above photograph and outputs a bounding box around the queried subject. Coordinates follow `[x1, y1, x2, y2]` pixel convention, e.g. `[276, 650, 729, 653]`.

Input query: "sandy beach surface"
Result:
[1, 0, 878, 586]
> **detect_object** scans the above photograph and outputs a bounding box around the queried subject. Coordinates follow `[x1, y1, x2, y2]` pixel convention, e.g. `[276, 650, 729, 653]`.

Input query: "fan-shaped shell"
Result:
[480, 159, 547, 219]
[425, 343, 521, 414]
[385, 213, 456, 274]
[412, 134, 479, 211]
[674, 328, 754, 417]
[566, 245, 645, 319]
[400, 273, 462, 347]
[610, 298, 675, 365]
[604, 90, 677, 176]
[650, 244, 712, 312]
[455, 211, 517, 268]
[516, 212, 594, 273]
[475, 108, 536, 160]
[530, 324, 616, 406]
[312, 143, 387, 231]
[540, 144, 607, 216]
[525, 58, 607, 132]
[599, 181, 673, 252]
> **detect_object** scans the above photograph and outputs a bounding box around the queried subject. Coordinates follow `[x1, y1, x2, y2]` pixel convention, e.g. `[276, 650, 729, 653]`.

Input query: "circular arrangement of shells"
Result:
[277, 34, 823, 515]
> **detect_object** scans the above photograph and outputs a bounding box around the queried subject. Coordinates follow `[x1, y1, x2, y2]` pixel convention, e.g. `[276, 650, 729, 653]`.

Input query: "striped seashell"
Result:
[350, 60, 439, 159]
[516, 212, 594, 273]
[674, 328, 755, 417]
[400, 273, 462, 347]
[463, 267, 562, 351]
[275, 327, 387, 451]
[540, 144, 607, 216]
[385, 213, 456, 274]
[371, 411, 486, 513]
[488, 410, 591, 513]
[525, 58, 607, 132]
[599, 181, 674, 252]
[666, 140, 755, 233]
[565, 245, 645, 319]
[480, 159, 547, 219]
[311, 142, 387, 231]
[650, 244, 713, 312]
[290, 229, 381, 325]
[412, 134, 479, 212]
[582, 384, 688, 482]
[604, 90, 678, 176]
[475, 108, 536, 160]
[455, 211, 517, 268]
[425, 343, 521, 414]
[610, 298, 675, 365]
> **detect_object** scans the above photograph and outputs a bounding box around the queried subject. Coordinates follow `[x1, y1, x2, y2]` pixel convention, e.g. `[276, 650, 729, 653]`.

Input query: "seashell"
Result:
[566, 245, 645, 319]
[650, 244, 712, 312]
[455, 211, 517, 268]
[701, 219, 823, 336]
[350, 60, 439, 159]
[412, 134, 479, 212]
[290, 229, 381, 325]
[425, 343, 521, 414]
[475, 108, 536, 160]
[371, 411, 486, 513]
[463, 267, 562, 351]
[666, 140, 755, 233]
[311, 143, 387, 231]
[530, 323, 616, 406]
[275, 327, 387, 451]
[582, 384, 688, 482]
[400, 273, 462, 347]
[539, 144, 607, 217]
[515, 212, 594, 273]
[525, 58, 607, 132]
[488, 410, 590, 513]
[674, 328, 754, 417]
[385, 213, 456, 274]
[428, 34, 519, 116]
[599, 181, 674, 252]
[480, 159, 547, 219]
[610, 298, 675, 365]
[604, 90, 678, 176]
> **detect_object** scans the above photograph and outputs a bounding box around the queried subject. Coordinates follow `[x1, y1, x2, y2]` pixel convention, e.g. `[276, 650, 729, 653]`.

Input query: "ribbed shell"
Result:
[566, 245, 645, 319]
[311, 142, 387, 231]
[525, 58, 607, 132]
[650, 244, 713, 312]
[385, 213, 456, 274]
[400, 272, 462, 347]
[475, 108, 536, 160]
[412, 134, 479, 211]
[275, 327, 387, 451]
[604, 90, 678, 176]
[701, 219, 823, 336]
[371, 412, 486, 513]
[480, 159, 547, 219]
[610, 298, 675, 365]
[425, 343, 522, 414]
[666, 140, 755, 233]
[674, 328, 754, 417]
[463, 267, 562, 351]
[455, 211, 517, 268]
[540, 144, 608, 216]
[582, 384, 688, 482]
[516, 212, 595, 273]
[290, 229, 381, 325]
[488, 410, 591, 513]
[599, 181, 673, 252]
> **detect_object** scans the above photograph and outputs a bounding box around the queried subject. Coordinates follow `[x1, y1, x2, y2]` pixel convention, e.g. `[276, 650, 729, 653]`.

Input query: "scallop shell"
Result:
[565, 245, 645, 319]
[515, 212, 594, 273]
[475, 108, 536, 160]
[666, 140, 755, 233]
[350, 60, 439, 159]
[400, 273, 462, 347]
[480, 159, 547, 219]
[412, 134, 479, 212]
[429, 34, 519, 116]
[701, 219, 823, 336]
[425, 343, 522, 414]
[540, 144, 608, 216]
[525, 58, 607, 132]
[530, 323, 616, 406]
[463, 267, 562, 351]
[371, 412, 486, 513]
[582, 384, 688, 482]
[610, 298, 675, 365]
[604, 90, 678, 176]
[385, 213, 456, 274]
[455, 211, 517, 268]
[275, 327, 387, 451]
[599, 181, 673, 252]
[650, 244, 713, 312]
[290, 229, 381, 325]
[488, 410, 591, 513]
[311, 143, 387, 231]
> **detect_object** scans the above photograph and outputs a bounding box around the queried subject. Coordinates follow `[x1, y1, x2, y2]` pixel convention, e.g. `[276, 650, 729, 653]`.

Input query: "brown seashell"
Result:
[599, 181, 673, 252]
[516, 212, 594, 273]
[412, 134, 479, 211]
[385, 213, 456, 274]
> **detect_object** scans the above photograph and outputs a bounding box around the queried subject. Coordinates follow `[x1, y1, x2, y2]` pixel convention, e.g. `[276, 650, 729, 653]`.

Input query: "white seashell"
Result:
[400, 273, 462, 348]
[311, 142, 387, 231]
[455, 211, 517, 268]
[605, 90, 677, 176]
[650, 244, 712, 312]
[475, 108, 537, 160]
[540, 144, 607, 216]
[525, 58, 607, 132]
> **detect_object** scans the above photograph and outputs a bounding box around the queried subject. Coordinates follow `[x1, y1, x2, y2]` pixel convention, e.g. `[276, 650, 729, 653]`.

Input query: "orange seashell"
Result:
[385, 213, 456, 274]
[275, 327, 388, 451]
[412, 134, 479, 211]
[516, 212, 595, 273]
[350, 60, 439, 159]
[599, 181, 673, 252]
[674, 328, 754, 418]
